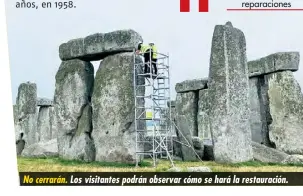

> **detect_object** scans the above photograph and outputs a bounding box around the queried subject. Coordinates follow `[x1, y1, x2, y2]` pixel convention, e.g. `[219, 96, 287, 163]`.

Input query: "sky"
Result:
[5, 0, 303, 104]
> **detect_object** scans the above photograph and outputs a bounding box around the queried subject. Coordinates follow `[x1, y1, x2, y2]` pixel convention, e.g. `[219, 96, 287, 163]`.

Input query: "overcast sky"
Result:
[5, 0, 303, 103]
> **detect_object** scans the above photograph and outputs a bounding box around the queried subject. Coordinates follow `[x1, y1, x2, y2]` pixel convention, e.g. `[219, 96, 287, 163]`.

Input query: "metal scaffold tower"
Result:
[133, 48, 174, 167]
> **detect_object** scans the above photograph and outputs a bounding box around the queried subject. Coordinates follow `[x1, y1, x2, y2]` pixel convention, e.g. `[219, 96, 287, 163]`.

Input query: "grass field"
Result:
[17, 157, 303, 172]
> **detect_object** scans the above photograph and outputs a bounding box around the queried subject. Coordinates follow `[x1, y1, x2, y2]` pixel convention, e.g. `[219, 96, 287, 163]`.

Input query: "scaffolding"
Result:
[133, 48, 174, 167]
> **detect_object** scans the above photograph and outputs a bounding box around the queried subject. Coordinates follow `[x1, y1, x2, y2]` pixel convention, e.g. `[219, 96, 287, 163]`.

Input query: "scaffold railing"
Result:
[133, 48, 174, 167]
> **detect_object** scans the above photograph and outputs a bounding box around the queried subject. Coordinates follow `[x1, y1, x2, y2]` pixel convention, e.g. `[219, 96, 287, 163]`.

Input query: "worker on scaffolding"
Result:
[136, 42, 158, 75]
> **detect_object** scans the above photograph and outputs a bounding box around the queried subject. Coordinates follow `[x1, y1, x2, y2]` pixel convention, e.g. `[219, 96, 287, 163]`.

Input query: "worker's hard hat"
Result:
[149, 43, 154, 46]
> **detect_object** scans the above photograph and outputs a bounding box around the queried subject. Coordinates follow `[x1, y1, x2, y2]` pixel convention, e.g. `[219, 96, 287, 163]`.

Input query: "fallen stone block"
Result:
[21, 139, 58, 158]
[282, 155, 303, 164]
[252, 141, 288, 163]
[248, 52, 299, 77]
[175, 78, 208, 93]
[59, 29, 143, 61]
[167, 167, 182, 172]
[187, 167, 212, 172]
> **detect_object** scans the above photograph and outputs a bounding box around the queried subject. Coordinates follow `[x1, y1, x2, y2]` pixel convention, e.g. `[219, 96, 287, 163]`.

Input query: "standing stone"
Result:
[167, 101, 176, 135]
[15, 82, 38, 146]
[49, 107, 58, 140]
[16, 82, 37, 120]
[92, 53, 145, 163]
[175, 115, 197, 161]
[13, 105, 18, 124]
[54, 59, 95, 161]
[197, 89, 211, 139]
[208, 22, 253, 163]
[267, 71, 303, 154]
[37, 106, 52, 142]
[175, 92, 198, 136]
[13, 105, 20, 141]
[249, 77, 271, 146]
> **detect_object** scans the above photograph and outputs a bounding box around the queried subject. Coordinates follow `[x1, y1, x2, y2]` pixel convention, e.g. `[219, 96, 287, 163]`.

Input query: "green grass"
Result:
[17, 157, 303, 172]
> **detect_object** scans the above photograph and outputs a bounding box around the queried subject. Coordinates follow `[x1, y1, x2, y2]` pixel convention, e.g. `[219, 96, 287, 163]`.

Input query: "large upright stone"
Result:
[248, 52, 299, 77]
[49, 107, 58, 140]
[92, 52, 145, 163]
[267, 71, 303, 154]
[208, 22, 253, 163]
[15, 82, 38, 146]
[37, 106, 52, 142]
[16, 82, 37, 120]
[175, 78, 208, 93]
[197, 89, 211, 139]
[175, 91, 198, 136]
[249, 77, 271, 146]
[54, 59, 95, 161]
[59, 29, 143, 61]
[175, 115, 197, 161]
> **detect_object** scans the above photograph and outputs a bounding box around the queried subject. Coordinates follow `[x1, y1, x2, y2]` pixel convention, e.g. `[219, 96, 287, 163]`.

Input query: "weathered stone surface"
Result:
[167, 167, 182, 172]
[252, 141, 288, 163]
[203, 139, 214, 161]
[175, 115, 197, 161]
[267, 71, 303, 154]
[282, 155, 303, 164]
[37, 98, 53, 106]
[175, 92, 198, 136]
[172, 136, 182, 158]
[13, 105, 18, 124]
[21, 139, 58, 158]
[175, 78, 208, 93]
[49, 107, 57, 140]
[192, 137, 204, 151]
[18, 113, 38, 146]
[167, 100, 176, 108]
[54, 59, 95, 161]
[167, 100, 177, 135]
[16, 82, 37, 120]
[248, 52, 300, 77]
[249, 77, 271, 146]
[208, 22, 253, 163]
[187, 167, 212, 172]
[37, 106, 52, 142]
[16, 138, 25, 156]
[92, 53, 145, 163]
[59, 29, 143, 61]
[197, 89, 211, 139]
